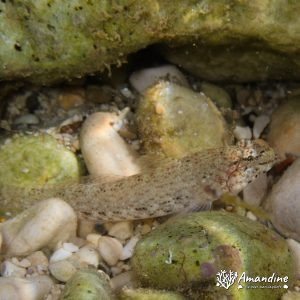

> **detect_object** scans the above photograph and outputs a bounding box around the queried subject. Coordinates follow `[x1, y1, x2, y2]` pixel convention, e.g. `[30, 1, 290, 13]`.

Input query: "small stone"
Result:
[269, 158, 300, 241]
[60, 269, 114, 300]
[140, 224, 152, 235]
[233, 125, 252, 140]
[108, 221, 133, 240]
[110, 271, 133, 290]
[121, 236, 140, 260]
[287, 239, 300, 279]
[0, 275, 53, 300]
[268, 96, 300, 158]
[253, 114, 270, 139]
[0, 198, 77, 256]
[49, 260, 77, 282]
[243, 173, 268, 207]
[129, 65, 189, 94]
[50, 248, 73, 263]
[201, 82, 232, 109]
[98, 236, 123, 266]
[0, 134, 80, 192]
[63, 243, 79, 253]
[80, 112, 140, 177]
[78, 219, 97, 238]
[75, 245, 100, 268]
[14, 114, 40, 125]
[0, 260, 27, 277]
[86, 233, 102, 247]
[26, 251, 49, 267]
[58, 90, 85, 110]
[86, 85, 114, 103]
[13, 258, 31, 268]
[246, 211, 257, 221]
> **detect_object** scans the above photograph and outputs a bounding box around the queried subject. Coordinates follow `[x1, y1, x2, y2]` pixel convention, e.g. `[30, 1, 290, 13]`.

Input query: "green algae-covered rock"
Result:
[131, 211, 295, 299]
[0, 134, 80, 189]
[119, 288, 185, 300]
[1, 1, 300, 83]
[200, 82, 232, 109]
[60, 269, 115, 300]
[137, 81, 232, 158]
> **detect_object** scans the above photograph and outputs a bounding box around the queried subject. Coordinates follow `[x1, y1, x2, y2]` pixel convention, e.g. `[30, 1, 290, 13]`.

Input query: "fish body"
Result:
[1, 139, 276, 221]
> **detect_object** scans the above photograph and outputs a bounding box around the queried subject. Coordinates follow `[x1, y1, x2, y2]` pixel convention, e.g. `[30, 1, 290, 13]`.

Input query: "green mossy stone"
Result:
[119, 288, 185, 300]
[131, 211, 295, 300]
[0, 134, 80, 189]
[60, 269, 115, 300]
[137, 81, 232, 158]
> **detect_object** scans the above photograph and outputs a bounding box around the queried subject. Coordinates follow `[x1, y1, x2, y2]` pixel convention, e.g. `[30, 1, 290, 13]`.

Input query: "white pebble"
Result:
[14, 114, 40, 125]
[121, 236, 140, 260]
[80, 112, 140, 177]
[108, 221, 133, 240]
[129, 65, 189, 94]
[0, 275, 53, 300]
[243, 173, 268, 207]
[98, 236, 123, 266]
[0, 261, 27, 278]
[75, 245, 100, 267]
[246, 211, 257, 221]
[26, 251, 49, 267]
[62, 242, 79, 253]
[233, 125, 252, 140]
[12, 258, 31, 268]
[50, 248, 72, 263]
[78, 218, 97, 238]
[287, 239, 300, 279]
[86, 233, 102, 247]
[0, 198, 77, 256]
[49, 260, 77, 282]
[253, 114, 270, 139]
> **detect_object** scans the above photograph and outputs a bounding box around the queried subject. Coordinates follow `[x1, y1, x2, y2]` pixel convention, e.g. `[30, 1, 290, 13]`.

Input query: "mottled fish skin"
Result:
[0, 139, 276, 221]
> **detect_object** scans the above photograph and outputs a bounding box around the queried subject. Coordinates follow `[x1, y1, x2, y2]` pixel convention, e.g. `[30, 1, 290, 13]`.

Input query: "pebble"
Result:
[287, 239, 300, 279]
[49, 260, 77, 282]
[26, 251, 49, 267]
[50, 248, 73, 263]
[14, 114, 40, 125]
[86, 233, 102, 247]
[98, 236, 123, 266]
[79, 112, 140, 177]
[0, 275, 53, 300]
[129, 65, 189, 94]
[137, 81, 232, 158]
[269, 158, 300, 241]
[77, 219, 97, 238]
[268, 96, 300, 158]
[58, 89, 85, 111]
[110, 271, 133, 290]
[233, 125, 252, 140]
[0, 198, 77, 256]
[12, 258, 31, 268]
[253, 114, 270, 138]
[75, 245, 100, 267]
[62, 242, 79, 253]
[200, 82, 232, 109]
[140, 224, 152, 235]
[246, 211, 257, 221]
[108, 221, 133, 240]
[0, 260, 27, 277]
[121, 235, 140, 260]
[243, 173, 268, 207]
